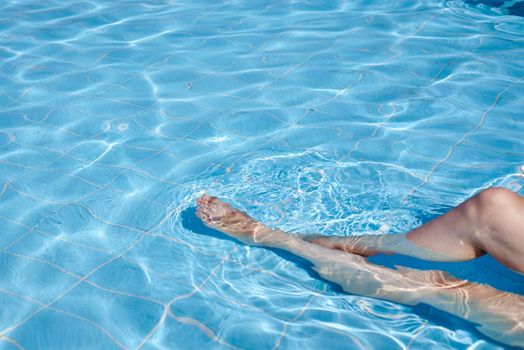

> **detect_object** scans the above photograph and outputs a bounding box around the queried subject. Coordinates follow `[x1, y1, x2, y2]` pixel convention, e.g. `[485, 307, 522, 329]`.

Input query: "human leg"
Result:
[309, 188, 524, 273]
[195, 194, 524, 347]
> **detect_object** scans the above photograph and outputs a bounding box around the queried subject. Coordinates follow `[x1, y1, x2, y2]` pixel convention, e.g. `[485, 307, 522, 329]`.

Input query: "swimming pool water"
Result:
[1, 0, 523, 349]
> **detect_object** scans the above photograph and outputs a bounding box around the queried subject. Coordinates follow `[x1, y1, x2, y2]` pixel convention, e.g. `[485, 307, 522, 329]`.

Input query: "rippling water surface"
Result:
[1, 0, 523, 349]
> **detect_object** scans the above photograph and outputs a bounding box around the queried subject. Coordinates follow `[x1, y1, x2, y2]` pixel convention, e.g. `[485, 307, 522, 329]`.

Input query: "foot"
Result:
[196, 194, 272, 245]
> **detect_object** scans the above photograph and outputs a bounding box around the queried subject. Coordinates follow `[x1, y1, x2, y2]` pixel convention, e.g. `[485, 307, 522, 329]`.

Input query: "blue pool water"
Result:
[1, 0, 524, 349]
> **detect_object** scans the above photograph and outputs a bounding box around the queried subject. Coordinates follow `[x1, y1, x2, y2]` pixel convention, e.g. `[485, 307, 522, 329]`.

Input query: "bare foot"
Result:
[196, 194, 271, 245]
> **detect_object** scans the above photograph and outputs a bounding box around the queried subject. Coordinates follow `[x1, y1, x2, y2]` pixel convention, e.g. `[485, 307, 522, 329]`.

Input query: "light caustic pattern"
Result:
[0, 0, 523, 349]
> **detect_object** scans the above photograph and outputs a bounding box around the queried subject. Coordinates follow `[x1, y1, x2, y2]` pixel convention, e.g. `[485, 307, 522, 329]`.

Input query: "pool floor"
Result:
[0, 0, 523, 349]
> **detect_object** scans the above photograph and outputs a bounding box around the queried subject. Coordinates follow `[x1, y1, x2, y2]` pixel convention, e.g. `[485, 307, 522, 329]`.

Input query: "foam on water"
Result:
[1, 0, 523, 349]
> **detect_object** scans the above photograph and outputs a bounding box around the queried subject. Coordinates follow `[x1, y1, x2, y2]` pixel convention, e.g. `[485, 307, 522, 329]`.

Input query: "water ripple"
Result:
[0, 0, 523, 349]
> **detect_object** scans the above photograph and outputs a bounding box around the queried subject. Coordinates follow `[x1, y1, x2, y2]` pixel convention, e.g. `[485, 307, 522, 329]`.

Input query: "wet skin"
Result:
[196, 192, 524, 347]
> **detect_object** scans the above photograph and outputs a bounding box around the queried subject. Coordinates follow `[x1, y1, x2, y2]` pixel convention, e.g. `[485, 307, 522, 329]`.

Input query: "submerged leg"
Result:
[196, 194, 354, 263]
[309, 188, 524, 274]
[196, 194, 524, 347]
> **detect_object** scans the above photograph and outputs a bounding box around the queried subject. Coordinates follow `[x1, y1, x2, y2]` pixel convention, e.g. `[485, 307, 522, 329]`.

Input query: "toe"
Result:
[196, 202, 207, 214]
[197, 193, 214, 205]
[196, 209, 213, 224]
[196, 210, 205, 220]
[196, 207, 206, 218]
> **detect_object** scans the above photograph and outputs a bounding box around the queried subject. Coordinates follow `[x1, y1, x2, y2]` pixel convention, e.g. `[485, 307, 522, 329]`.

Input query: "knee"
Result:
[471, 187, 517, 224]
[475, 187, 515, 209]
